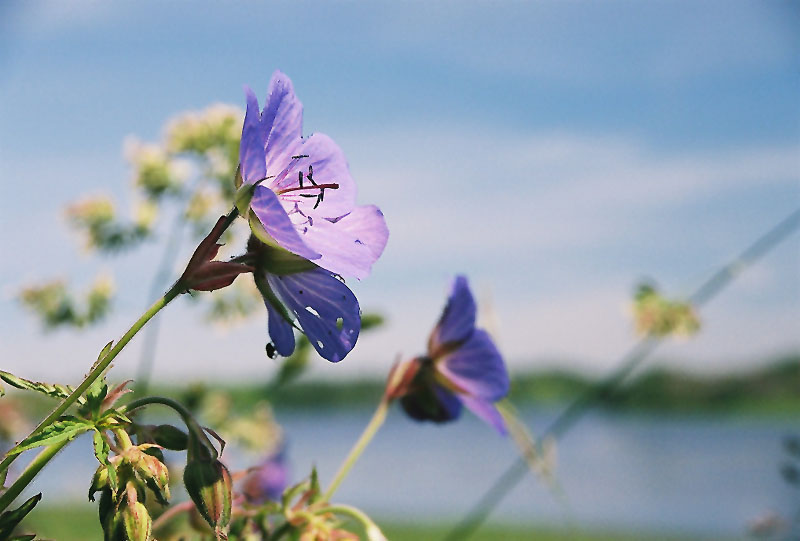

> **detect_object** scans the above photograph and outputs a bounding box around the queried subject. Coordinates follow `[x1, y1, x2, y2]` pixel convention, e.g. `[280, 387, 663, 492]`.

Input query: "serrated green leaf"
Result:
[11, 417, 93, 455]
[0, 493, 41, 539]
[91, 430, 117, 491]
[0, 371, 86, 405]
[93, 430, 109, 464]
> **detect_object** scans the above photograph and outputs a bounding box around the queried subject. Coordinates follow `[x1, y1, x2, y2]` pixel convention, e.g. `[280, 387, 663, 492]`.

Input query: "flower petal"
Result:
[438, 329, 509, 401]
[459, 395, 507, 435]
[242, 450, 289, 505]
[297, 205, 389, 279]
[428, 275, 476, 354]
[269, 133, 357, 220]
[262, 71, 304, 175]
[399, 379, 462, 424]
[251, 185, 321, 261]
[264, 296, 296, 357]
[240, 86, 267, 183]
[267, 269, 360, 363]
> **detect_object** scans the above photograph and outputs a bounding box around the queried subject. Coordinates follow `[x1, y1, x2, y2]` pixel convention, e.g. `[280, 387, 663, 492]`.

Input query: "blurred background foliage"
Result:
[18, 104, 253, 331]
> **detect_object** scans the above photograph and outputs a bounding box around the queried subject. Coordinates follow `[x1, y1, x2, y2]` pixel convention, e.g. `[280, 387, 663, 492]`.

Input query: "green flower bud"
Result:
[183, 459, 232, 532]
[150, 424, 189, 451]
[122, 501, 152, 541]
[89, 465, 110, 502]
[135, 453, 171, 506]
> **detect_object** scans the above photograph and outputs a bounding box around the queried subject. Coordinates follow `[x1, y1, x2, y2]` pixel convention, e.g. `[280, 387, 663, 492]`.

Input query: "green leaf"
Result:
[0, 493, 41, 539]
[92, 430, 109, 464]
[0, 371, 86, 405]
[11, 417, 93, 455]
[97, 340, 114, 363]
[92, 430, 117, 491]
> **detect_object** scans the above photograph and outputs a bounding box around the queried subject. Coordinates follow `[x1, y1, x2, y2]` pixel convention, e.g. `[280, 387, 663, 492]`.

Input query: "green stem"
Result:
[316, 504, 386, 540]
[0, 439, 70, 511]
[0, 283, 183, 484]
[322, 398, 389, 502]
[121, 396, 217, 458]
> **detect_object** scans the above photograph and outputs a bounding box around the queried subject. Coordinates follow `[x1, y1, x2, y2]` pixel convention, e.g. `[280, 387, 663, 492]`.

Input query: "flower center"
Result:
[274, 162, 339, 210]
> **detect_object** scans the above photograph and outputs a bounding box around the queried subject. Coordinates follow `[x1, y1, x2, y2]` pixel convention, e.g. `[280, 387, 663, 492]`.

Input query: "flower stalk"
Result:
[322, 397, 389, 502]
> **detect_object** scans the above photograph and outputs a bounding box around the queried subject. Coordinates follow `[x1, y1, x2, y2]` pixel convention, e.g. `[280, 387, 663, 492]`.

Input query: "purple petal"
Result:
[264, 296, 296, 357]
[438, 329, 509, 401]
[460, 395, 507, 435]
[428, 275, 476, 354]
[251, 185, 321, 261]
[399, 379, 463, 424]
[240, 86, 267, 183]
[262, 71, 304, 175]
[269, 133, 356, 220]
[242, 449, 289, 505]
[296, 205, 389, 279]
[267, 268, 360, 363]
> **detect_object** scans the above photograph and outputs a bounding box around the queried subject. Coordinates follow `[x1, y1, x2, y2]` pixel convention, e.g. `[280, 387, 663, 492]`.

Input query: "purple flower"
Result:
[241, 448, 288, 505]
[393, 276, 510, 434]
[239, 71, 387, 363]
[250, 243, 361, 363]
[239, 71, 388, 280]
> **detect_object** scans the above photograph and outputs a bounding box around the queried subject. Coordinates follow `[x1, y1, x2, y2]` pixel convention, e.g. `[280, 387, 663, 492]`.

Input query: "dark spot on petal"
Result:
[266, 343, 278, 359]
[299, 290, 303, 294]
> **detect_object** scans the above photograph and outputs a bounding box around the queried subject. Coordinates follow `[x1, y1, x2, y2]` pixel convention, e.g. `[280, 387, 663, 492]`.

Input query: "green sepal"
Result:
[253, 273, 296, 331]
[0, 493, 41, 539]
[234, 164, 243, 190]
[234, 182, 256, 217]
[11, 416, 93, 455]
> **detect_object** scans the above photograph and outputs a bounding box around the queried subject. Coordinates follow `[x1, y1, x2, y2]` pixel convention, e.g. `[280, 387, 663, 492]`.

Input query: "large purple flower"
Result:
[240, 71, 387, 363]
[395, 276, 510, 434]
[239, 71, 388, 280]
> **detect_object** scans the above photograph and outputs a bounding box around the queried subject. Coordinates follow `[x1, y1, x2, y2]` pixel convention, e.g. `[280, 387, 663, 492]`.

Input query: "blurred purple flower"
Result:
[242, 448, 289, 505]
[393, 276, 510, 434]
[240, 71, 388, 280]
[240, 71, 388, 363]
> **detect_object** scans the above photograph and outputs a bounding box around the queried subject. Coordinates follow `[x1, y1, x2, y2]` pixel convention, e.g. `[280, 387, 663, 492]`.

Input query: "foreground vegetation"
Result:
[25, 505, 726, 541]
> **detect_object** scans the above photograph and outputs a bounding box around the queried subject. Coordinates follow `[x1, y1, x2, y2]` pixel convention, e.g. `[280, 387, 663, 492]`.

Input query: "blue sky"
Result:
[1, 1, 798, 382]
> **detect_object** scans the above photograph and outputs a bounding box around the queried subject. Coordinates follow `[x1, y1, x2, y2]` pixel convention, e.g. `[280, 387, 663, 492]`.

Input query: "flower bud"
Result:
[122, 501, 152, 541]
[135, 452, 171, 506]
[89, 465, 110, 502]
[183, 458, 232, 531]
[150, 424, 189, 451]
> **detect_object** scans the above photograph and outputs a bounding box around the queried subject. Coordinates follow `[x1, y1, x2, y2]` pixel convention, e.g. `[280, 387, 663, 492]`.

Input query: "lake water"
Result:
[19, 406, 800, 538]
